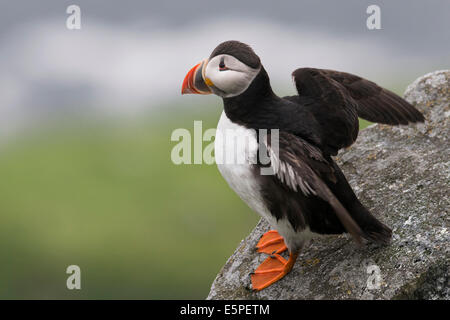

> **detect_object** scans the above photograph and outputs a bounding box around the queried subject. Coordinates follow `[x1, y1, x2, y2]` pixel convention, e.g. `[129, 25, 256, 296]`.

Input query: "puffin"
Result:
[181, 40, 424, 291]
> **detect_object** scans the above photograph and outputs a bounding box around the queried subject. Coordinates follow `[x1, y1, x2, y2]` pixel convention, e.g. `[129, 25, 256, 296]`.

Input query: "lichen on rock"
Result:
[207, 70, 449, 300]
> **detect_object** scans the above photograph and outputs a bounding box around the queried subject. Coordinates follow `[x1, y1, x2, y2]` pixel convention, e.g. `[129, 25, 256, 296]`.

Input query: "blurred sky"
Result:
[0, 0, 449, 136]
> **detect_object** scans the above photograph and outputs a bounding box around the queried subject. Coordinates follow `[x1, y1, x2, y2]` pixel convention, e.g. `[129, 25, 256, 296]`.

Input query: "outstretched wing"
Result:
[263, 130, 364, 244]
[289, 68, 424, 155]
[316, 69, 425, 125]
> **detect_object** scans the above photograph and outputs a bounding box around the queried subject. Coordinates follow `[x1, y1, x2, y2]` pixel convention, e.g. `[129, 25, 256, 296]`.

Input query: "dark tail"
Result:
[355, 205, 392, 245]
[327, 160, 392, 245]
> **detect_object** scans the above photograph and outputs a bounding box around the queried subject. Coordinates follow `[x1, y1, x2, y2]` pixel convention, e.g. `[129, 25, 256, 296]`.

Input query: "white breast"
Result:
[214, 111, 275, 225]
[214, 111, 316, 252]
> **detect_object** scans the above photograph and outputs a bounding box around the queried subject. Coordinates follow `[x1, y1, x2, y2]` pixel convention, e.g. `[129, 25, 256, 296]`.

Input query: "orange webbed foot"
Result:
[256, 230, 288, 254]
[251, 252, 299, 291]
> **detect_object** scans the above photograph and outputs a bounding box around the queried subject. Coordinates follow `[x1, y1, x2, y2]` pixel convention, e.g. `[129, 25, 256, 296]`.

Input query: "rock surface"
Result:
[207, 70, 450, 300]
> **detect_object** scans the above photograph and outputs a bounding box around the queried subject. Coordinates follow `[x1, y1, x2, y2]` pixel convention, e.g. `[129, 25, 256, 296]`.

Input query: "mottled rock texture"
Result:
[207, 70, 449, 300]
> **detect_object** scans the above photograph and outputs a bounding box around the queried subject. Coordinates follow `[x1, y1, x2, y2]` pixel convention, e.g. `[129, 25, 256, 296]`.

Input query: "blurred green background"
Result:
[0, 107, 253, 299]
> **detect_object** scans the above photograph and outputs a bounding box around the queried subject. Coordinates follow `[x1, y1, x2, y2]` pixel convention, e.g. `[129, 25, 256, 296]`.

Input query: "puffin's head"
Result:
[181, 41, 261, 98]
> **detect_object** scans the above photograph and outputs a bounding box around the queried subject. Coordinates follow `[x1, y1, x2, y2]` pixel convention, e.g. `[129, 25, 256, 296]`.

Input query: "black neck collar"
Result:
[222, 67, 277, 125]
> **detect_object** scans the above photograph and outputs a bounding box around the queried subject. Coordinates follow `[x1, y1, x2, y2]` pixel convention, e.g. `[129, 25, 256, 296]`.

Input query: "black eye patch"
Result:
[219, 57, 228, 71]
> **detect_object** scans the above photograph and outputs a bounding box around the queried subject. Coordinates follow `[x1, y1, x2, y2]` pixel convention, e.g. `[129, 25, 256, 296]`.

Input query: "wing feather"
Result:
[265, 131, 363, 244]
[291, 68, 360, 155]
[294, 68, 424, 125]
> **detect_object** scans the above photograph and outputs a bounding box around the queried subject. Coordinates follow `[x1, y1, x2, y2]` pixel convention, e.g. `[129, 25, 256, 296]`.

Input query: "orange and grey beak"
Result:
[181, 59, 212, 95]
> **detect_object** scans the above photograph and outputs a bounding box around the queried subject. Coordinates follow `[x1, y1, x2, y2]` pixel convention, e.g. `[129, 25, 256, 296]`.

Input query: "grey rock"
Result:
[207, 70, 450, 300]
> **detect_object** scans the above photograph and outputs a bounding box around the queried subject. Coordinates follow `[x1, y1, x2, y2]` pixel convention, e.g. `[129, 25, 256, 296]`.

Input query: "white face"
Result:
[204, 54, 261, 98]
